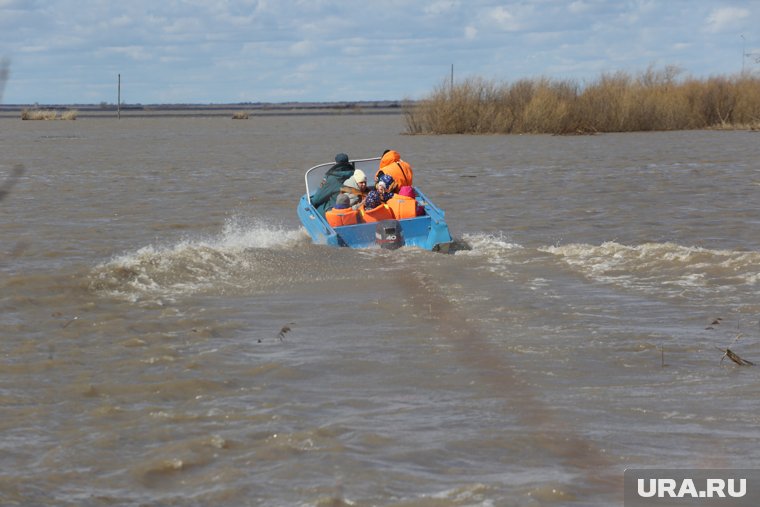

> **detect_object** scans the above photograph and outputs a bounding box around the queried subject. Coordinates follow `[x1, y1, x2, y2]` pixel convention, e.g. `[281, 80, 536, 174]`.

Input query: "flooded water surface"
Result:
[2, 114, 760, 506]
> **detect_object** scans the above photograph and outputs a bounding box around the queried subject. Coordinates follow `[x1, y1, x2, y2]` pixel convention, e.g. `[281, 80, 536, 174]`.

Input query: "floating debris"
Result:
[720, 348, 754, 366]
[277, 322, 295, 341]
[715, 329, 755, 366]
[62, 316, 79, 328]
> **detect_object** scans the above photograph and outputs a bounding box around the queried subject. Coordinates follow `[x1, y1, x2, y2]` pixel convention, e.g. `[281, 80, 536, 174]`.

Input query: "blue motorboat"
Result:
[297, 157, 453, 252]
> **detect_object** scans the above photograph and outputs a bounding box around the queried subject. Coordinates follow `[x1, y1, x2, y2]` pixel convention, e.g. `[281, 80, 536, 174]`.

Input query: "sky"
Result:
[1, 0, 759, 105]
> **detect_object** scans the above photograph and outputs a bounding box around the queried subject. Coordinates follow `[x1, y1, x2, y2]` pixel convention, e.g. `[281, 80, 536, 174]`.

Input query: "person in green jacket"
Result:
[311, 153, 355, 217]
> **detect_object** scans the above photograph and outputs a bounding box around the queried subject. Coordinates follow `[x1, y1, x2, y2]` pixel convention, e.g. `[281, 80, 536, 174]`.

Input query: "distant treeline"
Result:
[404, 66, 760, 135]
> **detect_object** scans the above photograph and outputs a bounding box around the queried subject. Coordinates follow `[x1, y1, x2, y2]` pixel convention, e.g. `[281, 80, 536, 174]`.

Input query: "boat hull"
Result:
[297, 188, 452, 252]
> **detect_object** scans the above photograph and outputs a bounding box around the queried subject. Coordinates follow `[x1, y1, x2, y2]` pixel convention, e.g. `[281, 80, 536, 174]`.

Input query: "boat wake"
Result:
[88, 217, 314, 302]
[455, 232, 524, 255]
[542, 241, 760, 299]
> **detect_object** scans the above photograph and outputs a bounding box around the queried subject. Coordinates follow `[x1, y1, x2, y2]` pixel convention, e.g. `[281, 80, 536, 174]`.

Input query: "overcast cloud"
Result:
[1, 0, 758, 104]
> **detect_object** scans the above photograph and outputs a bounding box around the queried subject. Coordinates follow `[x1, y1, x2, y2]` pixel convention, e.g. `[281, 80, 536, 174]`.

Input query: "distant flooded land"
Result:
[0, 100, 407, 119]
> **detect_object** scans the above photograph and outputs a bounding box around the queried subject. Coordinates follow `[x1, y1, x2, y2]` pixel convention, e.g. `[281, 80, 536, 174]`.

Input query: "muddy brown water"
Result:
[2, 114, 759, 506]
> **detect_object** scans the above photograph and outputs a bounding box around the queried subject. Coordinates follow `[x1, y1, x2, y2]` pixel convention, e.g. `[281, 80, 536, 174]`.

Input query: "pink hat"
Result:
[398, 186, 416, 198]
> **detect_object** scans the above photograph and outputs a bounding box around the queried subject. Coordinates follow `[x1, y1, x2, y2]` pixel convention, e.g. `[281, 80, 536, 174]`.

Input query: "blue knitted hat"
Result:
[364, 190, 381, 210]
[379, 174, 394, 189]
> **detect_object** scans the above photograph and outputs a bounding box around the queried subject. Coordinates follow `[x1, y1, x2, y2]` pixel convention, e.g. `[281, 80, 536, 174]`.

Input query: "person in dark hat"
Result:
[311, 153, 355, 217]
[334, 192, 351, 209]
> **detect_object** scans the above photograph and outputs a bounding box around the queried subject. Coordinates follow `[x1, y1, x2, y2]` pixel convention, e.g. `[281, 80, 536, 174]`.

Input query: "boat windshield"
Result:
[304, 157, 380, 205]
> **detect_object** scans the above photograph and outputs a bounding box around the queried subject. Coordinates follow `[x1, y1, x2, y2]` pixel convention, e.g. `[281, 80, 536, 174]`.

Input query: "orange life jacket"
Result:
[360, 203, 394, 223]
[375, 150, 413, 191]
[386, 194, 418, 219]
[325, 207, 359, 227]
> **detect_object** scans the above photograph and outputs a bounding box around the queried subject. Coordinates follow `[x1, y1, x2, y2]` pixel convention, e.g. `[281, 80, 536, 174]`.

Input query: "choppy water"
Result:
[2, 114, 759, 506]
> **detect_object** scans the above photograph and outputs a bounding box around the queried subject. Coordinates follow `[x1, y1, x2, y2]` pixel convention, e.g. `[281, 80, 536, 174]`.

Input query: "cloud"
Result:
[163, 17, 204, 35]
[101, 45, 153, 62]
[568, 1, 592, 14]
[705, 6, 750, 33]
[423, 0, 460, 16]
[18, 45, 48, 54]
[0, 0, 35, 8]
[289, 40, 313, 57]
[486, 6, 521, 31]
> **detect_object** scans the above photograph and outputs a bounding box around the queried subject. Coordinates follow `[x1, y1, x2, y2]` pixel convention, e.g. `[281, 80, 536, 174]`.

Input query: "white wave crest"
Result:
[456, 232, 523, 255]
[541, 241, 760, 294]
[218, 216, 306, 250]
[450, 233, 525, 281]
[89, 218, 310, 301]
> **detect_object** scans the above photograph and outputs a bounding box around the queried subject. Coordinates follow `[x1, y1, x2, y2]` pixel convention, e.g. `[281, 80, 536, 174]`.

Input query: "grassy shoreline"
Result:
[404, 67, 760, 135]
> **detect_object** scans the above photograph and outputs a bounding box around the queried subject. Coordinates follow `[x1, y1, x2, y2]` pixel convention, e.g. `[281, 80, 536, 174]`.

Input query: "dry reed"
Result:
[20, 109, 78, 120]
[232, 111, 250, 119]
[21, 109, 57, 120]
[405, 66, 760, 135]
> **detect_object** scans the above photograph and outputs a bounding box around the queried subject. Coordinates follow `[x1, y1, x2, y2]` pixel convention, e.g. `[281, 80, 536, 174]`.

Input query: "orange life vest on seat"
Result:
[386, 194, 418, 219]
[360, 203, 394, 223]
[325, 207, 359, 227]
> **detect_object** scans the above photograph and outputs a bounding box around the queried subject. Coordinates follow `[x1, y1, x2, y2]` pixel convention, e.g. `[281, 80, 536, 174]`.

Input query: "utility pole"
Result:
[0, 58, 9, 103]
[741, 34, 746, 74]
[117, 73, 121, 119]
[450, 64, 454, 93]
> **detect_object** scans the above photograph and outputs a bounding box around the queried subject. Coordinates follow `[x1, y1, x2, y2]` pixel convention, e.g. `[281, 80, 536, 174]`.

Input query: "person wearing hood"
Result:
[375, 149, 413, 192]
[340, 168, 369, 210]
[311, 153, 355, 217]
[376, 174, 395, 202]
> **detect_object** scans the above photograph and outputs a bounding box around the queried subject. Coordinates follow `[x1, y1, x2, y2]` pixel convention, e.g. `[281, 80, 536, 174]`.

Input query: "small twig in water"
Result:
[720, 348, 754, 366]
[717, 333, 753, 366]
[62, 316, 79, 328]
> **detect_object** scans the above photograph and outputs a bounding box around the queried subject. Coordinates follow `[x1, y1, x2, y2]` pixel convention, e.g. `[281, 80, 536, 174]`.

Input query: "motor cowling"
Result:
[375, 220, 403, 250]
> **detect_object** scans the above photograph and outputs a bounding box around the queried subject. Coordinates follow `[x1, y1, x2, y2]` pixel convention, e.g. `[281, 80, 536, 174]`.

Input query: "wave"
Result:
[455, 232, 524, 255]
[88, 217, 313, 301]
[541, 241, 760, 296]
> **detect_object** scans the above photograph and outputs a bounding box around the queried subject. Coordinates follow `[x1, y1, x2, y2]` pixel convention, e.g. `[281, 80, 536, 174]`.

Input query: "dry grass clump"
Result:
[232, 111, 250, 119]
[20, 109, 78, 120]
[21, 109, 58, 120]
[405, 66, 760, 135]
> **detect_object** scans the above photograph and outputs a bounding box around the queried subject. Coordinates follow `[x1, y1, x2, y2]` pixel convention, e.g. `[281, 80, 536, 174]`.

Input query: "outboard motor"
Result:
[375, 220, 403, 250]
